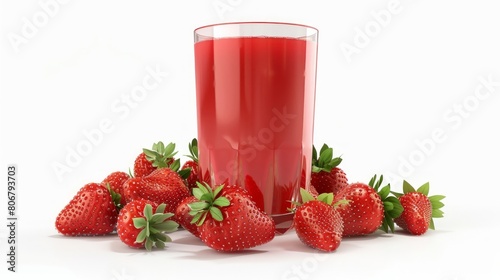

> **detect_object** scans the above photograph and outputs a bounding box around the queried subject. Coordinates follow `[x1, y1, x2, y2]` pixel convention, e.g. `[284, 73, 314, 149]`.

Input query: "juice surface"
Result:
[194, 36, 317, 230]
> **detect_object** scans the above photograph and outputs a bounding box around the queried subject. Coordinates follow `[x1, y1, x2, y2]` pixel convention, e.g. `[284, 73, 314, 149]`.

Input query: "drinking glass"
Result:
[194, 22, 318, 233]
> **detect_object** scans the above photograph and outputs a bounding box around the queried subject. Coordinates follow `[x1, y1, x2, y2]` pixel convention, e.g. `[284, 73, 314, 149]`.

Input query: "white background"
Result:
[1, 0, 500, 279]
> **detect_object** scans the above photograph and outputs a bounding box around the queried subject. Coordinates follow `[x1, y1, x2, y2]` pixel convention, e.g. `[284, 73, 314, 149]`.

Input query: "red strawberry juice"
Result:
[194, 29, 318, 233]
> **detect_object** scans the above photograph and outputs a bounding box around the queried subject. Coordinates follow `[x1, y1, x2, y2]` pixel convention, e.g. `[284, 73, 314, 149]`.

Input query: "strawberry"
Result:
[122, 167, 190, 215]
[393, 181, 445, 235]
[133, 141, 177, 177]
[334, 175, 403, 236]
[55, 183, 118, 236]
[101, 171, 130, 208]
[188, 182, 275, 252]
[311, 144, 348, 195]
[181, 138, 200, 190]
[117, 199, 178, 250]
[293, 189, 344, 252]
[175, 196, 201, 237]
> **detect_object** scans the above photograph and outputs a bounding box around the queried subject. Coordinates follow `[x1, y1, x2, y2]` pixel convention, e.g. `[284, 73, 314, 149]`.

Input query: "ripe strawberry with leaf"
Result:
[188, 182, 275, 252]
[55, 183, 118, 236]
[392, 181, 445, 235]
[123, 167, 190, 215]
[293, 189, 345, 252]
[117, 199, 178, 250]
[334, 175, 403, 236]
[133, 141, 177, 177]
[311, 144, 348, 195]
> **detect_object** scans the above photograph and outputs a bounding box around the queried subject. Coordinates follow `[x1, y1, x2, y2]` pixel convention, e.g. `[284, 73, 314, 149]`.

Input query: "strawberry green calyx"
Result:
[168, 158, 191, 180]
[369, 175, 404, 233]
[105, 183, 123, 210]
[293, 188, 348, 209]
[392, 181, 445, 230]
[186, 138, 199, 163]
[143, 141, 177, 169]
[133, 203, 179, 251]
[311, 144, 342, 173]
[188, 182, 230, 226]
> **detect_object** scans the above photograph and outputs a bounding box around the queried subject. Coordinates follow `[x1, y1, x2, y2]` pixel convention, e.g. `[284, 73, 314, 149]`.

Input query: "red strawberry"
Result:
[393, 181, 445, 235]
[334, 175, 403, 236]
[55, 183, 118, 236]
[133, 141, 176, 177]
[293, 189, 344, 252]
[175, 196, 201, 237]
[101, 171, 130, 208]
[117, 199, 178, 250]
[122, 168, 190, 215]
[311, 144, 348, 195]
[188, 182, 275, 252]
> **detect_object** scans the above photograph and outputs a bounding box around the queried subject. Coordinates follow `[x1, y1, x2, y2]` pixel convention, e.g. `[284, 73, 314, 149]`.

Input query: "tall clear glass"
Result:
[194, 22, 318, 233]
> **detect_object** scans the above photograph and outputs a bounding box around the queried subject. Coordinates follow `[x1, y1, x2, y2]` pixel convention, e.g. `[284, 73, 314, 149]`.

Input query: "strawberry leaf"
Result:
[155, 239, 165, 249]
[213, 185, 224, 198]
[209, 207, 224, 221]
[213, 197, 230, 207]
[429, 195, 446, 203]
[403, 180, 416, 194]
[133, 217, 147, 229]
[136, 228, 148, 244]
[155, 203, 166, 214]
[383, 201, 394, 211]
[385, 196, 404, 219]
[189, 201, 210, 211]
[186, 138, 199, 162]
[152, 220, 179, 232]
[105, 183, 123, 210]
[429, 218, 436, 230]
[432, 209, 444, 218]
[317, 193, 333, 205]
[431, 200, 445, 210]
[145, 239, 153, 251]
[178, 168, 191, 180]
[150, 213, 174, 224]
[417, 182, 430, 196]
[300, 188, 315, 203]
[144, 204, 153, 220]
[379, 185, 391, 200]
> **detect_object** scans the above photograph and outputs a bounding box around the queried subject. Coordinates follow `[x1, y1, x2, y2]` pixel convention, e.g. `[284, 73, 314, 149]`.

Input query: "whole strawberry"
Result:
[123, 167, 190, 215]
[117, 199, 178, 250]
[102, 171, 130, 208]
[334, 175, 403, 236]
[188, 182, 275, 252]
[55, 183, 118, 236]
[133, 141, 177, 177]
[293, 189, 344, 252]
[393, 181, 445, 235]
[175, 196, 201, 237]
[311, 144, 348, 195]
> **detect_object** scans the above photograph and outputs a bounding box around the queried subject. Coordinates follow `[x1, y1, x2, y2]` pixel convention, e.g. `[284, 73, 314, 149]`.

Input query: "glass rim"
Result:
[194, 21, 318, 34]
